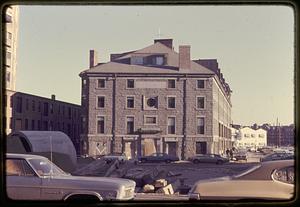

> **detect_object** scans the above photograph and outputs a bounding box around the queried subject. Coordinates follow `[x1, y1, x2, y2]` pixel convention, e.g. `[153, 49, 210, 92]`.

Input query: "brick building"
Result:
[8, 91, 82, 154]
[262, 124, 294, 147]
[79, 39, 232, 159]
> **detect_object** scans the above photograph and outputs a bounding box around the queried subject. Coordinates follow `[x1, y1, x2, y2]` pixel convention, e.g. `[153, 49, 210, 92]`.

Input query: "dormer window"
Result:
[131, 56, 144, 65]
[155, 56, 164, 65]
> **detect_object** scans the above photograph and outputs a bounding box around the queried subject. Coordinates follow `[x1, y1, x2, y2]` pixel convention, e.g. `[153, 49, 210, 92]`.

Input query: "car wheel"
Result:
[141, 158, 146, 163]
[165, 159, 171, 164]
[216, 160, 223, 165]
[193, 159, 200, 164]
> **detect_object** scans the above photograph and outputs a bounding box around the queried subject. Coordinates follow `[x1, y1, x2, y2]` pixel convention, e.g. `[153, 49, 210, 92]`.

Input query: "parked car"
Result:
[103, 153, 128, 163]
[189, 160, 294, 200]
[233, 152, 247, 161]
[137, 153, 179, 163]
[6, 153, 136, 201]
[260, 152, 294, 162]
[188, 154, 229, 164]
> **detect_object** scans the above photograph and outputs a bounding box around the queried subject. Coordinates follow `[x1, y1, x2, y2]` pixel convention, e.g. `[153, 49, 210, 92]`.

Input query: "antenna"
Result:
[156, 28, 164, 39]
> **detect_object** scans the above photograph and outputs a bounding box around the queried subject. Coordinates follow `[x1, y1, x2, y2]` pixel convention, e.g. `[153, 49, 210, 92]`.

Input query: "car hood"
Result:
[44, 175, 135, 189]
[189, 180, 294, 200]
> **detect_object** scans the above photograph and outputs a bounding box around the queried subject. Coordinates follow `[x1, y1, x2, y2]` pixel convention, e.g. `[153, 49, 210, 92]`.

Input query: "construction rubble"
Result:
[73, 159, 189, 194]
[73, 158, 256, 195]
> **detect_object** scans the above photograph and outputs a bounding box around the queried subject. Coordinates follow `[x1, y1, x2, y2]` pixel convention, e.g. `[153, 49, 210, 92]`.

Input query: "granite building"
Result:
[79, 39, 232, 159]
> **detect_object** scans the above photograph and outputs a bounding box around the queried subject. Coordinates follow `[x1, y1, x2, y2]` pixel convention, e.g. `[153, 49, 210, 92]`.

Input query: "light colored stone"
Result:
[156, 184, 174, 195]
[154, 179, 167, 188]
[143, 184, 155, 193]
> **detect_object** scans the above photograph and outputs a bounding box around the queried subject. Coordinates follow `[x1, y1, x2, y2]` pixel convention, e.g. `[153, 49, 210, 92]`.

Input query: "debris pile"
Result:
[73, 158, 119, 177]
[142, 179, 174, 195]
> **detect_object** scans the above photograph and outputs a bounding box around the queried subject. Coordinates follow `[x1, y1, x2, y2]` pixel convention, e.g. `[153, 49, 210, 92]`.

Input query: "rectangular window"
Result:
[38, 102, 41, 112]
[6, 32, 12, 46]
[31, 120, 35, 130]
[197, 80, 205, 88]
[50, 104, 54, 114]
[126, 96, 135, 108]
[131, 56, 144, 65]
[43, 102, 49, 116]
[32, 100, 35, 111]
[43, 121, 48, 130]
[97, 96, 105, 108]
[145, 116, 157, 125]
[126, 117, 134, 134]
[68, 107, 71, 119]
[197, 97, 205, 109]
[97, 116, 105, 134]
[167, 117, 176, 134]
[6, 71, 10, 82]
[16, 97, 22, 113]
[25, 119, 28, 130]
[98, 79, 106, 88]
[167, 97, 176, 108]
[155, 56, 164, 65]
[26, 99, 29, 110]
[197, 117, 205, 134]
[38, 120, 41, 130]
[127, 79, 135, 88]
[168, 79, 176, 88]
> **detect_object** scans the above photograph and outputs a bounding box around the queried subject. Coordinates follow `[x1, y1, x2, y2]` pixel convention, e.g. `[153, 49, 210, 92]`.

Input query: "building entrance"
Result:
[165, 142, 177, 156]
[196, 142, 207, 154]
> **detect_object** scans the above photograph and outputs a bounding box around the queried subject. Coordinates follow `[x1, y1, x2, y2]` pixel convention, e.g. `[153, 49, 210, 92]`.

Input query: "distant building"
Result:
[264, 124, 294, 147]
[234, 127, 267, 150]
[4, 5, 19, 135]
[79, 38, 232, 159]
[9, 91, 82, 154]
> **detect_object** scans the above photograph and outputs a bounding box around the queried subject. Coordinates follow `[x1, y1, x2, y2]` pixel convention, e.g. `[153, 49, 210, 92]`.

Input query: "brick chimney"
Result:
[154, 39, 173, 49]
[179, 45, 191, 70]
[89, 50, 98, 68]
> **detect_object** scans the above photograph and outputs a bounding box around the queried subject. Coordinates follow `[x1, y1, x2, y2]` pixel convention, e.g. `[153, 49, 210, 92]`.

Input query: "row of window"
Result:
[96, 79, 206, 89]
[14, 97, 80, 119]
[15, 118, 79, 138]
[131, 55, 165, 66]
[238, 143, 266, 146]
[96, 116, 205, 135]
[97, 96, 206, 109]
[218, 123, 231, 139]
[243, 134, 265, 138]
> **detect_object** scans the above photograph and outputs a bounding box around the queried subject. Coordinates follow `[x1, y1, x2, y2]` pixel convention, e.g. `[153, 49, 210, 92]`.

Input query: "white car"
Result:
[189, 160, 294, 201]
[6, 153, 136, 201]
[103, 153, 128, 163]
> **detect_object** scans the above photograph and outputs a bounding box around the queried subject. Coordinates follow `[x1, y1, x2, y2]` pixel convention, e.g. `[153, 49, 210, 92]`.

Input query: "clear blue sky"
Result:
[16, 5, 294, 126]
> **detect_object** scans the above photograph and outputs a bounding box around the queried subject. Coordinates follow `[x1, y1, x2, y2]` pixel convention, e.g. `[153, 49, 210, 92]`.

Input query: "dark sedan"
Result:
[188, 154, 229, 164]
[137, 153, 179, 163]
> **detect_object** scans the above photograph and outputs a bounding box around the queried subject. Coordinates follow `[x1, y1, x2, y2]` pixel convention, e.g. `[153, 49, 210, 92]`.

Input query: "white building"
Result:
[235, 127, 267, 150]
[4, 5, 19, 135]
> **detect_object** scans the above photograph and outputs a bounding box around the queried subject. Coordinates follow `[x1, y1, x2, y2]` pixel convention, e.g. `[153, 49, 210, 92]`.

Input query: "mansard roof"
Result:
[80, 42, 215, 75]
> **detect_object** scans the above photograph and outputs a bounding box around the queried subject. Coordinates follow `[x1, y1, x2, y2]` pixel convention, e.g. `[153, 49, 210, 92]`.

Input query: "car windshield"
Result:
[28, 158, 68, 177]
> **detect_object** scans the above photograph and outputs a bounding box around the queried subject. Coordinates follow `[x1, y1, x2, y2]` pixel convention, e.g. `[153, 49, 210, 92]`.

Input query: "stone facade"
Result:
[80, 39, 232, 159]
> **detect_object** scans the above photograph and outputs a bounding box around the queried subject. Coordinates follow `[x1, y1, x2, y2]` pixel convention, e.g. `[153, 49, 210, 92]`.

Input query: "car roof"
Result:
[6, 153, 48, 160]
[234, 160, 294, 180]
